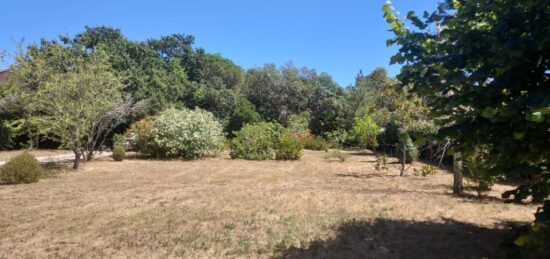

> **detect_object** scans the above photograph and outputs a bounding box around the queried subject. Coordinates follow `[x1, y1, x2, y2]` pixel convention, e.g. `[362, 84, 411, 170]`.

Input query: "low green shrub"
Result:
[230, 122, 283, 160]
[0, 152, 42, 184]
[112, 145, 125, 161]
[324, 129, 348, 149]
[349, 114, 380, 149]
[413, 165, 437, 177]
[396, 134, 418, 164]
[275, 133, 303, 160]
[303, 137, 329, 151]
[324, 149, 349, 162]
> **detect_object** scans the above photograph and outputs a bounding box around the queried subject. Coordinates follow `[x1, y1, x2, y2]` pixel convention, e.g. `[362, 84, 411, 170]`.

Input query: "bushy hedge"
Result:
[125, 116, 155, 153]
[112, 145, 125, 161]
[275, 133, 303, 160]
[148, 108, 225, 159]
[0, 152, 42, 184]
[229, 122, 284, 160]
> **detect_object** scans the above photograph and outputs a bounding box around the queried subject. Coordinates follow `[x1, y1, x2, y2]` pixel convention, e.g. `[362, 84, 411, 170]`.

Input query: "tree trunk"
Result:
[73, 150, 81, 169]
[453, 152, 463, 195]
[400, 142, 406, 176]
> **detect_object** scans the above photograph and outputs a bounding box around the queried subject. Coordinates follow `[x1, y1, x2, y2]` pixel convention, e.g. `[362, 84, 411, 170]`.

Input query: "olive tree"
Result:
[6, 41, 128, 169]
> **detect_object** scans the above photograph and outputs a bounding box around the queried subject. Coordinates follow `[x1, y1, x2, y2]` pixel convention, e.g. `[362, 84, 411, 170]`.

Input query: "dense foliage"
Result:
[0, 152, 42, 184]
[125, 117, 155, 153]
[396, 133, 418, 164]
[229, 122, 283, 160]
[303, 137, 329, 151]
[226, 99, 262, 136]
[275, 133, 304, 160]
[384, 0, 549, 253]
[148, 108, 225, 159]
[349, 114, 380, 149]
[4, 41, 129, 169]
[112, 145, 125, 161]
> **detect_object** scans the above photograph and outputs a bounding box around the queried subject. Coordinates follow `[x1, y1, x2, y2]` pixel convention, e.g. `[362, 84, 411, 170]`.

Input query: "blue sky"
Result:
[0, 0, 438, 86]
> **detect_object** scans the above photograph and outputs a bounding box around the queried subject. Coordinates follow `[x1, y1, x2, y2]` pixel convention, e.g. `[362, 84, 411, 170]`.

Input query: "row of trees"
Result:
[1, 0, 545, 254]
[0, 26, 432, 169]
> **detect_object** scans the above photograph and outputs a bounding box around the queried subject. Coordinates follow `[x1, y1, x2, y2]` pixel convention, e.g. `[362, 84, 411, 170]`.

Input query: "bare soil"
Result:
[0, 150, 538, 258]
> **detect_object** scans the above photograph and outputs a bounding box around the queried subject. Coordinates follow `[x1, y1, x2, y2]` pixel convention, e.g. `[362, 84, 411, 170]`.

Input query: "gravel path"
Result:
[0, 151, 112, 167]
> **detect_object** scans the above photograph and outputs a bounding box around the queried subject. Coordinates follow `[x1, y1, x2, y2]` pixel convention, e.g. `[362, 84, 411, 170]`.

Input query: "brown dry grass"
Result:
[0, 149, 71, 161]
[0, 150, 538, 258]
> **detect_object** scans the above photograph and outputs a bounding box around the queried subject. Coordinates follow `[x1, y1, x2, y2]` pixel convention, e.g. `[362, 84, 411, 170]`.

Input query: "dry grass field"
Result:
[0, 150, 539, 258]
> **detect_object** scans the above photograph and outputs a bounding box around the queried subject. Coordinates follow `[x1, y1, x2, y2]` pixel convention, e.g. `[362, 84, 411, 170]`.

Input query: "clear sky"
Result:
[0, 0, 439, 86]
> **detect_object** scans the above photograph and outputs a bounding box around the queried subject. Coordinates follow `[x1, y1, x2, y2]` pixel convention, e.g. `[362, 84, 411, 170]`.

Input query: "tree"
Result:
[226, 98, 262, 136]
[244, 64, 313, 123]
[308, 72, 348, 135]
[347, 68, 392, 120]
[384, 0, 550, 251]
[66, 26, 190, 117]
[7, 41, 127, 169]
[390, 90, 433, 176]
[202, 53, 245, 91]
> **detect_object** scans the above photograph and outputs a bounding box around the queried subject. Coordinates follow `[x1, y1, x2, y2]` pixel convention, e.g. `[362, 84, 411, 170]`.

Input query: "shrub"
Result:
[375, 155, 388, 171]
[112, 145, 125, 161]
[286, 112, 310, 136]
[396, 133, 418, 164]
[349, 114, 380, 149]
[125, 116, 155, 153]
[325, 149, 349, 162]
[0, 152, 42, 184]
[324, 129, 348, 149]
[226, 99, 262, 136]
[413, 165, 437, 177]
[275, 133, 303, 160]
[149, 108, 225, 159]
[303, 137, 329, 151]
[464, 146, 495, 197]
[230, 122, 283, 160]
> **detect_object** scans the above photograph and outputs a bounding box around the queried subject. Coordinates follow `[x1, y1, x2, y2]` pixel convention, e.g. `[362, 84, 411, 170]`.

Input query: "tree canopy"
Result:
[384, 0, 549, 252]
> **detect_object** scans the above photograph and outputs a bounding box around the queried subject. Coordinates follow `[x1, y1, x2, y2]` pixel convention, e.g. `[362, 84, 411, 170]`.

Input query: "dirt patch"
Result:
[0, 150, 538, 258]
[0, 149, 72, 161]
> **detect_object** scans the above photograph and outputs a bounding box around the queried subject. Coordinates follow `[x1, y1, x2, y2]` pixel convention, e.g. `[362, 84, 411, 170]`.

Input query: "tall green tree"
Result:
[65, 26, 190, 116]
[244, 64, 312, 123]
[384, 0, 549, 251]
[6, 41, 128, 169]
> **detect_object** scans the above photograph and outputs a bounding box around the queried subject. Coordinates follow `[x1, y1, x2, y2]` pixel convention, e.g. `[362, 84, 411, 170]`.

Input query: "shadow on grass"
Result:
[41, 162, 71, 178]
[335, 174, 527, 206]
[335, 173, 402, 179]
[276, 218, 515, 259]
[347, 151, 376, 156]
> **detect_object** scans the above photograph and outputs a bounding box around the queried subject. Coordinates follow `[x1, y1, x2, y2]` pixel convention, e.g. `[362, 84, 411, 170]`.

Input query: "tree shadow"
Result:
[276, 218, 529, 259]
[346, 150, 376, 156]
[335, 173, 402, 179]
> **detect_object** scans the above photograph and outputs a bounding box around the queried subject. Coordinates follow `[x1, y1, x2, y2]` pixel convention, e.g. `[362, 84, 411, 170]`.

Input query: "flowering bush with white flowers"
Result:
[149, 108, 225, 159]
